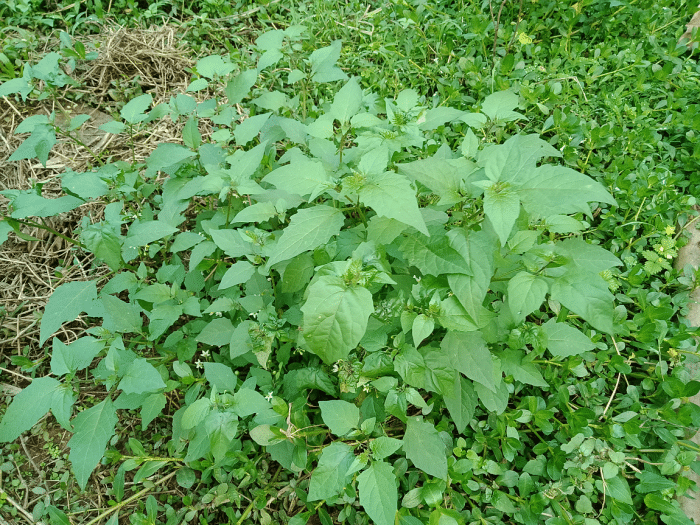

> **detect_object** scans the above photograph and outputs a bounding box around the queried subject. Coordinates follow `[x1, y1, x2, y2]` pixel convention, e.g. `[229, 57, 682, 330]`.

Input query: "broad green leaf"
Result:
[441, 331, 495, 391]
[644, 494, 689, 521]
[308, 442, 355, 501]
[67, 399, 118, 490]
[398, 157, 465, 207]
[283, 367, 337, 398]
[99, 120, 127, 134]
[545, 214, 585, 234]
[366, 215, 407, 245]
[480, 90, 525, 122]
[233, 387, 270, 417]
[636, 471, 677, 493]
[507, 271, 548, 323]
[133, 283, 172, 303]
[0, 220, 13, 245]
[225, 69, 258, 104]
[357, 461, 397, 525]
[187, 78, 208, 91]
[480, 134, 558, 184]
[81, 226, 123, 271]
[100, 295, 142, 333]
[170, 232, 204, 253]
[602, 475, 633, 505]
[41, 280, 98, 344]
[394, 345, 455, 394]
[541, 319, 595, 357]
[249, 424, 287, 446]
[15, 114, 49, 134]
[182, 116, 201, 149]
[301, 275, 374, 364]
[120, 94, 153, 124]
[447, 230, 495, 325]
[309, 40, 348, 83]
[205, 410, 239, 464]
[474, 381, 509, 414]
[557, 238, 622, 273]
[266, 205, 344, 268]
[9, 193, 83, 219]
[370, 436, 403, 461]
[359, 171, 428, 235]
[412, 314, 434, 345]
[403, 416, 447, 480]
[195, 54, 235, 79]
[442, 373, 477, 434]
[262, 157, 331, 201]
[519, 165, 617, 217]
[46, 506, 71, 525]
[234, 112, 271, 145]
[62, 170, 109, 199]
[196, 318, 235, 347]
[0, 377, 60, 442]
[52, 384, 76, 430]
[419, 106, 466, 130]
[399, 235, 471, 277]
[209, 229, 253, 258]
[500, 350, 548, 387]
[203, 362, 237, 392]
[9, 124, 56, 166]
[124, 220, 177, 249]
[482, 181, 520, 246]
[145, 143, 196, 172]
[492, 490, 517, 513]
[219, 261, 256, 290]
[549, 269, 615, 333]
[51, 337, 104, 376]
[330, 77, 363, 123]
[319, 400, 360, 436]
[141, 393, 166, 429]
[280, 252, 315, 293]
[252, 90, 287, 111]
[231, 202, 277, 225]
[119, 358, 166, 394]
[0, 77, 32, 100]
[181, 398, 213, 430]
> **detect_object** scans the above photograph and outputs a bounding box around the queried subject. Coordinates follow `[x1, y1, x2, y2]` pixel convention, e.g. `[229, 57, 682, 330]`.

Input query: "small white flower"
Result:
[265, 392, 273, 401]
[332, 364, 339, 373]
[201, 350, 210, 358]
[363, 384, 371, 393]
[195, 360, 203, 369]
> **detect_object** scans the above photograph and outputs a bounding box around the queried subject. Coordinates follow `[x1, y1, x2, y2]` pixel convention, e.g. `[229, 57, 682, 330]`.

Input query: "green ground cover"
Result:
[1, 1, 700, 524]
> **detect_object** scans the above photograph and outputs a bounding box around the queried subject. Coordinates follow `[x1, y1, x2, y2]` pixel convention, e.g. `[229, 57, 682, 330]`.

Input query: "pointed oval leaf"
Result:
[0, 377, 60, 442]
[301, 276, 374, 364]
[403, 416, 447, 480]
[357, 461, 397, 525]
[266, 205, 344, 268]
[67, 399, 118, 490]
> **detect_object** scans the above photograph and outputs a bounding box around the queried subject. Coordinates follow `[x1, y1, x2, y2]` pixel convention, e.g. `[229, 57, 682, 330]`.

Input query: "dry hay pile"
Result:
[81, 25, 193, 101]
[0, 24, 197, 365]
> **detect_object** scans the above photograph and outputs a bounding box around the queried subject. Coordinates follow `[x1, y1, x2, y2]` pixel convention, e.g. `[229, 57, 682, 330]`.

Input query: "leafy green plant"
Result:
[1, 7, 699, 524]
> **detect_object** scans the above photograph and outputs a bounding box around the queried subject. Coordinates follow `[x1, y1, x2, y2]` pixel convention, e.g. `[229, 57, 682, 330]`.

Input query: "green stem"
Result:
[5, 215, 87, 249]
[82, 470, 178, 525]
[120, 455, 185, 463]
[56, 128, 105, 166]
[235, 500, 255, 525]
